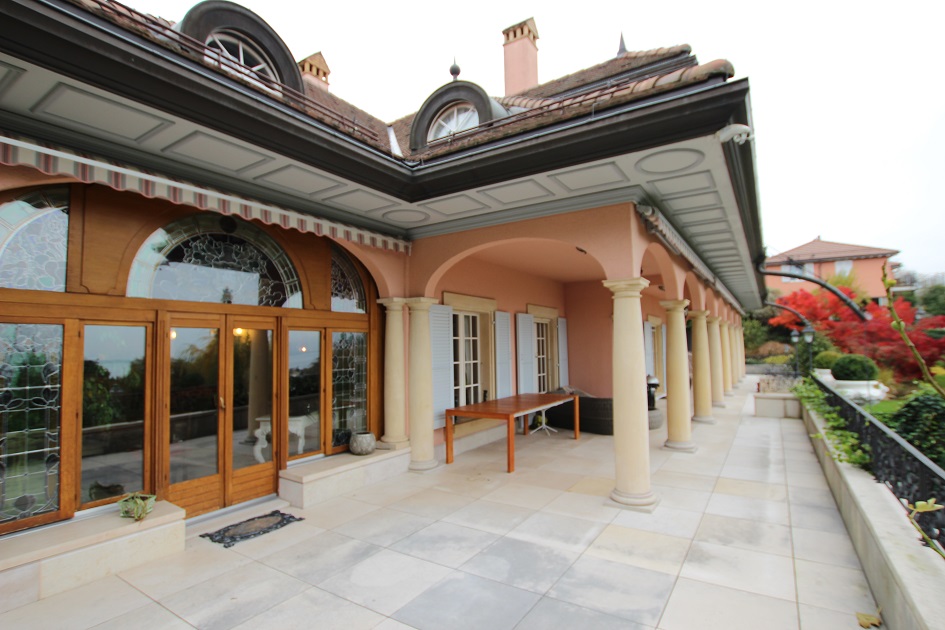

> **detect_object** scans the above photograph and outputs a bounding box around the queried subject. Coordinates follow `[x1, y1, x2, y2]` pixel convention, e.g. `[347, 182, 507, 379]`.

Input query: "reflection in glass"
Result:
[232, 328, 273, 468]
[169, 328, 218, 483]
[332, 332, 367, 447]
[127, 214, 301, 307]
[0, 323, 63, 525]
[81, 326, 146, 502]
[288, 331, 321, 457]
[0, 188, 69, 292]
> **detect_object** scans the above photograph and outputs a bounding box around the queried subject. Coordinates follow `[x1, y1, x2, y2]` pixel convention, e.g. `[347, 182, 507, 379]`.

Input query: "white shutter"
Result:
[430, 304, 453, 429]
[494, 311, 512, 399]
[516, 313, 536, 394]
[557, 317, 569, 388]
[644, 321, 655, 377]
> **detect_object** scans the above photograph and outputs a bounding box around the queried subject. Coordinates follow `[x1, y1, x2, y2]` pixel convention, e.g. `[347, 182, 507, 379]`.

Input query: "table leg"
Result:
[507, 414, 515, 472]
[446, 413, 454, 464]
[573, 395, 580, 440]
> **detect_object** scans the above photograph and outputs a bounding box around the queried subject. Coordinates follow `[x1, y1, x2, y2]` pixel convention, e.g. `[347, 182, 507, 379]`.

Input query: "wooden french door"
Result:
[162, 313, 277, 516]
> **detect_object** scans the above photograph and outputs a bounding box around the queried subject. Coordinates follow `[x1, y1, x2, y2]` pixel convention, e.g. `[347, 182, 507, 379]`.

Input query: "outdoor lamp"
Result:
[802, 326, 814, 344]
[790, 330, 799, 377]
[790, 330, 799, 345]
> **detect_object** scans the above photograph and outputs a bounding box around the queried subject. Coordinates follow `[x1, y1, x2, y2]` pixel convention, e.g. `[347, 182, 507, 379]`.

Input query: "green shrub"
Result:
[813, 351, 842, 370]
[763, 355, 791, 365]
[886, 394, 945, 468]
[831, 354, 879, 381]
[792, 379, 870, 467]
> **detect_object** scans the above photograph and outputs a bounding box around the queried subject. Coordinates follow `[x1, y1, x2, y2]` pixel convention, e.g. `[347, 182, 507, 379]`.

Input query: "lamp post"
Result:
[790, 329, 800, 377]
[802, 325, 815, 376]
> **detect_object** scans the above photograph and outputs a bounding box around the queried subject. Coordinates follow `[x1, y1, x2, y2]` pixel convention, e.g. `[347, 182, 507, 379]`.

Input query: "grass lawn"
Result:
[864, 398, 905, 417]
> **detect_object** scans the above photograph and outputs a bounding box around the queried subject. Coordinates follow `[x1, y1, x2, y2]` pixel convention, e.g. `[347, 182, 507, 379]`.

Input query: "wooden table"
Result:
[445, 393, 579, 473]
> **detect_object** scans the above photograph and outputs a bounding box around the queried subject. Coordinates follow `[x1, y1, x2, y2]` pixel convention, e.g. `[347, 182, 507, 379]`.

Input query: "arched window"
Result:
[427, 102, 480, 141]
[0, 187, 69, 292]
[330, 245, 366, 313]
[127, 214, 301, 307]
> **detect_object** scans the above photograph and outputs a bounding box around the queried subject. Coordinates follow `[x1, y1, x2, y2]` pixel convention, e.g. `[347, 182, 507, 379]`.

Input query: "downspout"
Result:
[758, 264, 869, 321]
[764, 301, 812, 327]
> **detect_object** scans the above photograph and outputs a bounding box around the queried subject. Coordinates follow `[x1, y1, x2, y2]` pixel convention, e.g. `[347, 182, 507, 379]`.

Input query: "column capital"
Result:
[707, 315, 720, 323]
[377, 297, 407, 309]
[603, 277, 649, 297]
[659, 299, 690, 312]
[688, 309, 709, 320]
[405, 297, 439, 311]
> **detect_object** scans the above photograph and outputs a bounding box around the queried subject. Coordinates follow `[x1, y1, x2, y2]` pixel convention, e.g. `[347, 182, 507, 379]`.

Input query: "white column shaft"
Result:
[378, 298, 408, 448]
[407, 298, 438, 470]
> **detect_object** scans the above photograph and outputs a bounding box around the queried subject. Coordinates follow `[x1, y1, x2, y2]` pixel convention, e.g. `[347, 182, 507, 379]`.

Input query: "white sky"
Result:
[126, 0, 945, 275]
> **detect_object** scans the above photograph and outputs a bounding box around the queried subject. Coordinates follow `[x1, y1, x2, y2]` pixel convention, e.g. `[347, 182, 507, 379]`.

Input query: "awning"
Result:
[0, 134, 410, 254]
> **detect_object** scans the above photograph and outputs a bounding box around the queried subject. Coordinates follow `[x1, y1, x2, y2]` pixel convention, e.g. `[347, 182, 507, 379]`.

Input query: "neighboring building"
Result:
[0, 0, 761, 571]
[765, 237, 898, 302]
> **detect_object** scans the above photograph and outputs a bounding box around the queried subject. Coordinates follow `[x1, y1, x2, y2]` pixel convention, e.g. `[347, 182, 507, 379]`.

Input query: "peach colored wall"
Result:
[765, 258, 891, 300]
[563, 280, 613, 396]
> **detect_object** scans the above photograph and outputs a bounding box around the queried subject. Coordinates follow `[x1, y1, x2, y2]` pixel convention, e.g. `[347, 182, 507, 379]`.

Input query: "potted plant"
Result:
[830, 354, 888, 404]
[118, 491, 156, 521]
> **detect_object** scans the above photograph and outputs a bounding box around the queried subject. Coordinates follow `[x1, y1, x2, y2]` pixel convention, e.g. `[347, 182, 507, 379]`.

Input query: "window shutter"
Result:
[430, 304, 453, 429]
[494, 311, 512, 399]
[557, 317, 569, 387]
[644, 321, 655, 377]
[516, 313, 536, 394]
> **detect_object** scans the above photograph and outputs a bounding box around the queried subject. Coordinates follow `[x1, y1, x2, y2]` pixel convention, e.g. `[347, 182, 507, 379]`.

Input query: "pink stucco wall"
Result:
[563, 280, 613, 396]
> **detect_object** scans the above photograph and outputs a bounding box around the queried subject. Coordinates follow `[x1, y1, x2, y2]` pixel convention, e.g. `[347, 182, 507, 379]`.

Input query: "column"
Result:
[406, 298, 438, 470]
[604, 278, 659, 511]
[661, 300, 696, 451]
[737, 326, 745, 381]
[707, 316, 725, 407]
[720, 321, 733, 395]
[378, 298, 409, 449]
[689, 310, 715, 423]
[728, 323, 739, 386]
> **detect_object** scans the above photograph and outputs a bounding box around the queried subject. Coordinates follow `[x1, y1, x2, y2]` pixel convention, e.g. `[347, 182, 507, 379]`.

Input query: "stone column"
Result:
[729, 323, 739, 386]
[661, 299, 696, 451]
[689, 310, 715, 423]
[406, 298, 438, 470]
[707, 316, 725, 407]
[604, 278, 659, 511]
[737, 326, 745, 380]
[720, 322, 733, 395]
[378, 298, 409, 449]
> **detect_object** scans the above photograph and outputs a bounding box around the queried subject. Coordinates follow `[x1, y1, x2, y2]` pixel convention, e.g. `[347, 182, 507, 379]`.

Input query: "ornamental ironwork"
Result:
[330, 245, 366, 313]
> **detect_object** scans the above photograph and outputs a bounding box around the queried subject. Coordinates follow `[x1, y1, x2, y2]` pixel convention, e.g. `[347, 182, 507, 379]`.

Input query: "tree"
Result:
[920, 284, 945, 316]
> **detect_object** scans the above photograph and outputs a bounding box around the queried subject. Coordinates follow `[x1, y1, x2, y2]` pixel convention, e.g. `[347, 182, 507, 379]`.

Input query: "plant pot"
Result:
[118, 492, 156, 521]
[349, 431, 376, 455]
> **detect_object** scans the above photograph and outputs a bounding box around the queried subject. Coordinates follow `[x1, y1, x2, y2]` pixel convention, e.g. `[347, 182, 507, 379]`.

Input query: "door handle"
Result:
[219, 396, 226, 410]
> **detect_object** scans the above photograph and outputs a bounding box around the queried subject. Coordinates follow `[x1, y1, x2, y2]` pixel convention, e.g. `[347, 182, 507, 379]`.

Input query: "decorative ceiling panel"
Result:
[255, 165, 342, 196]
[550, 162, 629, 191]
[480, 180, 553, 205]
[649, 171, 716, 197]
[324, 189, 399, 213]
[163, 131, 271, 172]
[33, 84, 172, 143]
[419, 194, 490, 215]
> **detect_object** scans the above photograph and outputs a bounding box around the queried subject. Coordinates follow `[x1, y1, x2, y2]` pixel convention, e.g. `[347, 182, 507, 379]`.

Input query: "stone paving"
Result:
[0, 377, 878, 629]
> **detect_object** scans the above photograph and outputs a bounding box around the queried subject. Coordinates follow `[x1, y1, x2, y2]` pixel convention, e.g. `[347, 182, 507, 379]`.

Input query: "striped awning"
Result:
[0, 134, 410, 253]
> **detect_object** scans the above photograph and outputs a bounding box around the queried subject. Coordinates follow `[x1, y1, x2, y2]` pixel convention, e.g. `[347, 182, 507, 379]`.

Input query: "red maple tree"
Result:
[768, 287, 945, 380]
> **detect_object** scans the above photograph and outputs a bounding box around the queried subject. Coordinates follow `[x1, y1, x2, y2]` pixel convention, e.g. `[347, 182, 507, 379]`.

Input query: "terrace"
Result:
[3, 376, 936, 630]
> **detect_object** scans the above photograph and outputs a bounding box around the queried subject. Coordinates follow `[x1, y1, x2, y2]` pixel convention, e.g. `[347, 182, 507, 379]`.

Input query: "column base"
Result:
[377, 438, 410, 450]
[663, 439, 698, 453]
[609, 487, 661, 512]
[712, 401, 726, 408]
[408, 458, 439, 472]
[724, 391, 734, 397]
[692, 415, 717, 424]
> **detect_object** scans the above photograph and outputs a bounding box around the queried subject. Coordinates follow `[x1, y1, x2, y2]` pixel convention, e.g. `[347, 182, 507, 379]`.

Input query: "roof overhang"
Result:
[0, 0, 765, 310]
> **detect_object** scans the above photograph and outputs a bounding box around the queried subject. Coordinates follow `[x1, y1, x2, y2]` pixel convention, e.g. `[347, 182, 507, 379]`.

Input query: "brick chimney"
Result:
[502, 18, 538, 96]
[299, 52, 330, 92]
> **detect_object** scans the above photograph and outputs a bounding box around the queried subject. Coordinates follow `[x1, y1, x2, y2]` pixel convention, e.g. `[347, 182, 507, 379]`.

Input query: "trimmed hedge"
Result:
[885, 393, 945, 469]
[813, 351, 842, 370]
[831, 354, 879, 381]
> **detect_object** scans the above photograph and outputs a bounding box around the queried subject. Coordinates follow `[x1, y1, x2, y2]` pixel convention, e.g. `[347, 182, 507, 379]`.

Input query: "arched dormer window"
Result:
[178, 1, 304, 93]
[330, 245, 366, 313]
[127, 213, 301, 307]
[0, 187, 69, 292]
[410, 81, 509, 151]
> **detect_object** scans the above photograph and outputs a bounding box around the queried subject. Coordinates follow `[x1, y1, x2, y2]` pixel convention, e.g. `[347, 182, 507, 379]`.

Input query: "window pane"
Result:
[332, 332, 367, 447]
[0, 323, 63, 525]
[330, 246, 366, 313]
[232, 328, 273, 469]
[81, 325, 146, 503]
[288, 331, 321, 457]
[169, 328, 218, 483]
[0, 188, 69, 292]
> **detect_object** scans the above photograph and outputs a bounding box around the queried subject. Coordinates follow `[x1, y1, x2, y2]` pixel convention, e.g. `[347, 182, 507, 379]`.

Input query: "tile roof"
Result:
[766, 238, 899, 264]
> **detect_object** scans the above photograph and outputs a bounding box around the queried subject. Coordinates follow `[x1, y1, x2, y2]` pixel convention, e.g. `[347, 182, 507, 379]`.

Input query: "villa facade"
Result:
[0, 0, 761, 545]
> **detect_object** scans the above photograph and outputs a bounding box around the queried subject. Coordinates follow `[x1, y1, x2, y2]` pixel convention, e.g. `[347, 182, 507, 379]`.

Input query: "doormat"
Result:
[200, 510, 304, 548]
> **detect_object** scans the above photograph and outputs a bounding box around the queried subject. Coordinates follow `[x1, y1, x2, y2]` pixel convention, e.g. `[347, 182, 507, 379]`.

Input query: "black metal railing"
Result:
[813, 378, 945, 549]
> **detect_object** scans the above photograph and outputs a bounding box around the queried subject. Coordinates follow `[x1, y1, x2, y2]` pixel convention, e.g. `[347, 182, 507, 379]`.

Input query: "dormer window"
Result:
[428, 102, 480, 141]
[204, 29, 279, 87]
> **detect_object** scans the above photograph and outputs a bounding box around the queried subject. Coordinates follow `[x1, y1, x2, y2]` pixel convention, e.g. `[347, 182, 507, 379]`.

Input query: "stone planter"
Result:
[831, 379, 889, 404]
[349, 431, 376, 455]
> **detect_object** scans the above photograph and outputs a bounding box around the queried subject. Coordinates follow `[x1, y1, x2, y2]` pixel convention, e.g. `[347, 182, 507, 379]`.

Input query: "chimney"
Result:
[502, 18, 538, 96]
[299, 52, 330, 92]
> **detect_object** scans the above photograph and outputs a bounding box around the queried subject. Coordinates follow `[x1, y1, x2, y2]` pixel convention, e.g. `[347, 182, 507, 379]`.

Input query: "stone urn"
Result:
[349, 431, 376, 455]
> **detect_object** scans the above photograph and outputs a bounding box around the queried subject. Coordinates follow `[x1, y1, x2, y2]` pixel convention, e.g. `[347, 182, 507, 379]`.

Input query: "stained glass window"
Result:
[331, 332, 367, 447]
[127, 214, 301, 307]
[0, 323, 63, 525]
[330, 245, 366, 313]
[0, 187, 69, 292]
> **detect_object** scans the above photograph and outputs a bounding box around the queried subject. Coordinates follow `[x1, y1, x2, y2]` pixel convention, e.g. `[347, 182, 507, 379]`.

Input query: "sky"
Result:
[127, 0, 945, 275]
